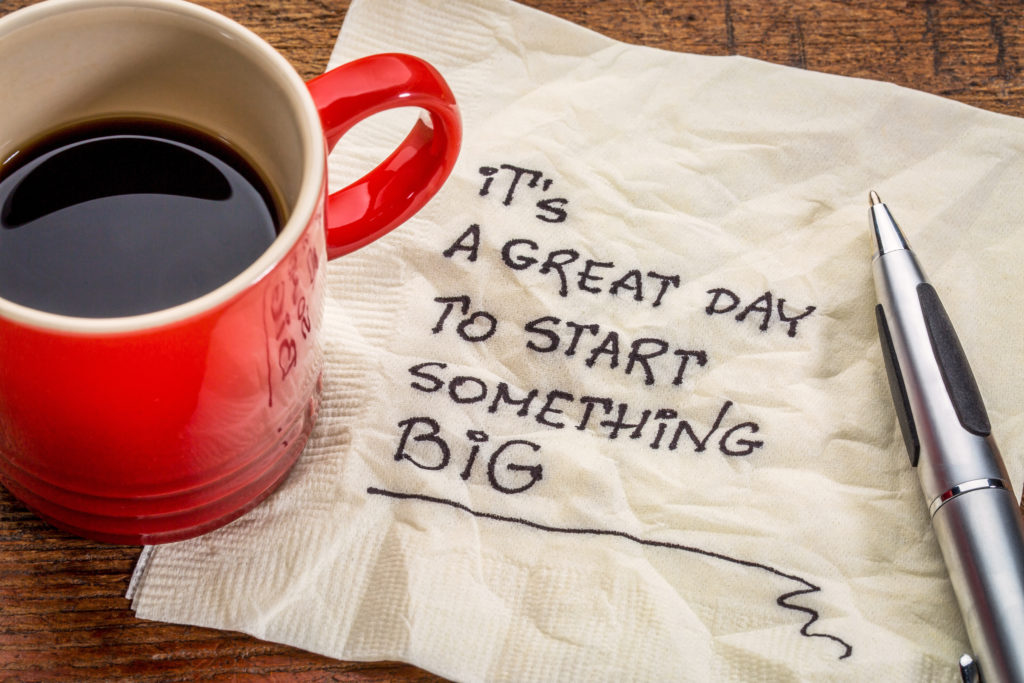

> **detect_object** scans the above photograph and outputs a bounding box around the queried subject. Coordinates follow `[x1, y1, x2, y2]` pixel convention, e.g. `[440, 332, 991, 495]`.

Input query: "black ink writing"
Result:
[407, 361, 763, 457]
[366, 486, 853, 660]
[431, 295, 498, 342]
[523, 316, 708, 386]
[499, 237, 679, 306]
[442, 223, 480, 262]
[394, 418, 543, 493]
[384, 161, 841, 668]
[705, 288, 816, 337]
[478, 163, 568, 223]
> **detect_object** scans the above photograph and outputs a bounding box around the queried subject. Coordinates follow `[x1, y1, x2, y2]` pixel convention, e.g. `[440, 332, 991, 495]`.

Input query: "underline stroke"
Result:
[366, 486, 852, 660]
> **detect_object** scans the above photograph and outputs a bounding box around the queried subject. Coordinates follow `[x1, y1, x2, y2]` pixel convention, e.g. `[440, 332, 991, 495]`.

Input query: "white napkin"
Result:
[129, 0, 1024, 680]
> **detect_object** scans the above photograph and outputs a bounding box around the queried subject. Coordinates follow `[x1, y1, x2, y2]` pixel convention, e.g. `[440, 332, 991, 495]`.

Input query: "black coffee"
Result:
[0, 118, 281, 318]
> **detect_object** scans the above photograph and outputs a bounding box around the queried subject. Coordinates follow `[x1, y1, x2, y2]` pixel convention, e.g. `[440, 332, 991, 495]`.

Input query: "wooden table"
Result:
[2, 0, 1023, 680]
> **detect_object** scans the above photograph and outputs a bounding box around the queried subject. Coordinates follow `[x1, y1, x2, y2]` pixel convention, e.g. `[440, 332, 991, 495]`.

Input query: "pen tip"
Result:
[868, 190, 908, 255]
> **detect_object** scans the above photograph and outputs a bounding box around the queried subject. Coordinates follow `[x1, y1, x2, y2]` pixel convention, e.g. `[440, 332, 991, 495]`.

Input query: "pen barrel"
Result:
[932, 486, 1024, 683]
[872, 240, 1024, 680]
[872, 249, 1009, 501]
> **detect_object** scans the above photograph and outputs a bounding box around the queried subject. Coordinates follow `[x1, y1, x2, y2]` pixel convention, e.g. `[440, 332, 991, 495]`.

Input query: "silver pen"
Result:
[869, 191, 1024, 682]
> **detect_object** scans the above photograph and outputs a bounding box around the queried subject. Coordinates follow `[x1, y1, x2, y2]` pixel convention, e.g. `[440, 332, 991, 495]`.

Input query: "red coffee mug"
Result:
[0, 0, 460, 543]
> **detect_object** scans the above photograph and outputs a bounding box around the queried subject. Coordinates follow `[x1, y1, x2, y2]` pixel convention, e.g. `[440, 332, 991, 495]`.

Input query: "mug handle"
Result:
[306, 54, 462, 260]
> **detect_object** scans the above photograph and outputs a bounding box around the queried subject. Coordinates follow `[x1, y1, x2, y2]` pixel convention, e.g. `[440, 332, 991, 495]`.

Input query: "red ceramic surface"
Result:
[0, 0, 460, 544]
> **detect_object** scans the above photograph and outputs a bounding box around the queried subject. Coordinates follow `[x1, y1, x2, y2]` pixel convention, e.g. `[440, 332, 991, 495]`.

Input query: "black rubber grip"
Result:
[876, 304, 920, 466]
[917, 283, 991, 436]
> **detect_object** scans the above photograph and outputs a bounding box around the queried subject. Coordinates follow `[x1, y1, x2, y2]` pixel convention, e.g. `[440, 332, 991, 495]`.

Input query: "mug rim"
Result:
[0, 0, 325, 335]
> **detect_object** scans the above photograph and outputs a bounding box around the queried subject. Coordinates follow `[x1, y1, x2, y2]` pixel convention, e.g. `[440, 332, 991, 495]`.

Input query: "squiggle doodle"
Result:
[367, 486, 853, 660]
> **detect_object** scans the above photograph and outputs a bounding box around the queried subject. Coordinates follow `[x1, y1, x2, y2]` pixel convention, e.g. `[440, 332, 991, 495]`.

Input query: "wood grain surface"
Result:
[1, 1, 1023, 680]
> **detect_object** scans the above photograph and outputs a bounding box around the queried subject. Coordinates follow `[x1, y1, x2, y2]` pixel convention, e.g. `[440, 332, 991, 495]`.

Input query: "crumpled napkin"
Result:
[128, 0, 1024, 679]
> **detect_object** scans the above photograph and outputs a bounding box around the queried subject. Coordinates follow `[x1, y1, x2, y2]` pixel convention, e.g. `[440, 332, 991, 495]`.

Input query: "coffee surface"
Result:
[0, 119, 281, 318]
